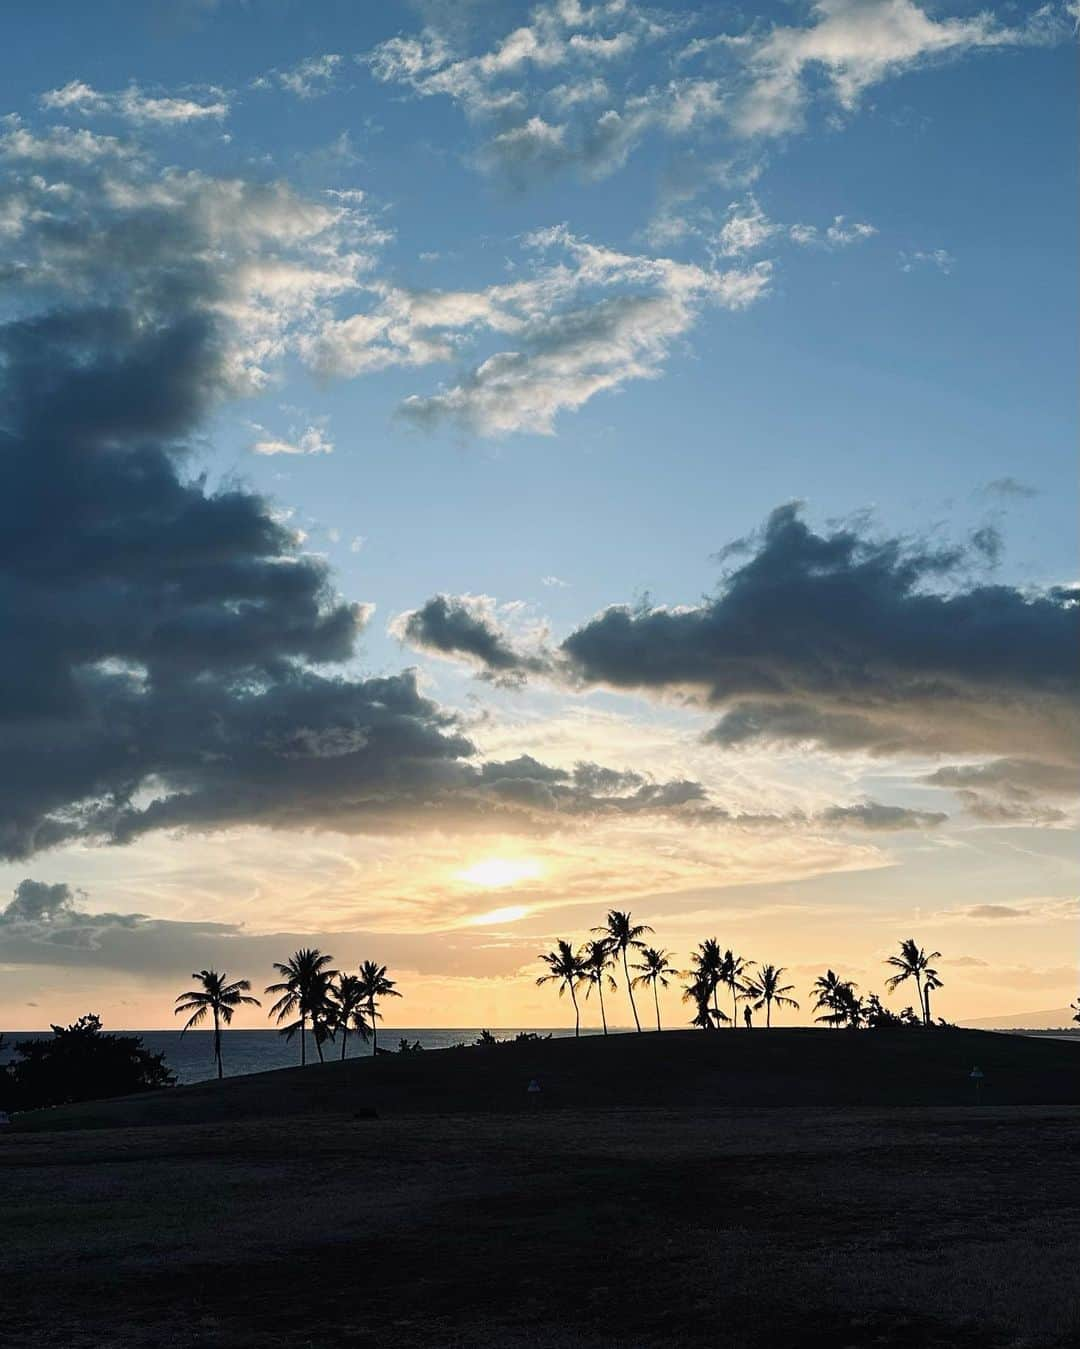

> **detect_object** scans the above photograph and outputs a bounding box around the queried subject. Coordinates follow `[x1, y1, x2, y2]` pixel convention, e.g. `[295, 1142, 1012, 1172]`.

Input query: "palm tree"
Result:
[743, 963, 800, 1028]
[884, 938, 941, 1026]
[1072, 997, 1080, 1025]
[356, 960, 401, 1055]
[683, 975, 715, 1030]
[720, 950, 754, 1029]
[265, 948, 337, 1065]
[631, 947, 679, 1031]
[593, 910, 652, 1032]
[329, 973, 370, 1060]
[690, 939, 723, 1025]
[536, 940, 586, 1036]
[922, 967, 944, 1025]
[174, 970, 261, 1080]
[810, 970, 859, 1029]
[580, 938, 617, 1035]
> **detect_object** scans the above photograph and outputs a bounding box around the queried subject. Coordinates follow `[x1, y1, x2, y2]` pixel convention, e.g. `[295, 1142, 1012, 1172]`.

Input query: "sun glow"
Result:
[457, 857, 543, 888]
[466, 904, 531, 926]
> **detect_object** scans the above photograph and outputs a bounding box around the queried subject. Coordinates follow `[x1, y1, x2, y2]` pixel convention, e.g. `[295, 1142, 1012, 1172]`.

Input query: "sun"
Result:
[457, 857, 543, 889]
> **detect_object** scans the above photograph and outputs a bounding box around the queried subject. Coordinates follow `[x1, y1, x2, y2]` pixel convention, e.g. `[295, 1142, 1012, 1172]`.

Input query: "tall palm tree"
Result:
[536, 940, 586, 1036]
[356, 960, 401, 1055]
[884, 938, 941, 1027]
[265, 948, 337, 1066]
[743, 963, 800, 1028]
[329, 973, 370, 1061]
[810, 969, 858, 1029]
[683, 975, 716, 1030]
[631, 947, 679, 1031]
[721, 950, 754, 1029]
[580, 938, 617, 1035]
[174, 970, 261, 1080]
[593, 910, 652, 1032]
[922, 967, 944, 1025]
[690, 939, 723, 1025]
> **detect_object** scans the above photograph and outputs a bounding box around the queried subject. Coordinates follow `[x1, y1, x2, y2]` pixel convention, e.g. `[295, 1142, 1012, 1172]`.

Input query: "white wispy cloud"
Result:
[250, 419, 335, 456]
[252, 54, 343, 98]
[40, 79, 229, 125]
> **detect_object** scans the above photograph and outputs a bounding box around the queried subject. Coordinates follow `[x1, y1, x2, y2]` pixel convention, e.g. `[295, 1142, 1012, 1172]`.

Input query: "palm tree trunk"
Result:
[370, 997, 377, 1054]
[213, 1006, 222, 1080]
[300, 1013, 307, 1067]
[340, 1025, 349, 1061]
[653, 982, 661, 1032]
[314, 1017, 325, 1063]
[598, 981, 608, 1035]
[622, 948, 642, 1032]
[569, 982, 580, 1038]
[766, 998, 772, 1028]
[731, 984, 738, 1029]
[915, 973, 925, 1026]
[923, 984, 932, 1025]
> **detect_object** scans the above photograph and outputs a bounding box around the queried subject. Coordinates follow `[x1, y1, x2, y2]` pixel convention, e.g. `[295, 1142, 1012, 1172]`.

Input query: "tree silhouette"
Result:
[721, 950, 754, 1029]
[810, 969, 859, 1029]
[265, 949, 337, 1065]
[580, 938, 617, 1035]
[689, 939, 723, 1026]
[356, 961, 401, 1056]
[594, 910, 652, 1031]
[884, 938, 941, 1026]
[922, 967, 944, 1024]
[174, 970, 261, 1079]
[1072, 997, 1080, 1026]
[329, 973, 370, 1060]
[631, 947, 678, 1031]
[536, 940, 586, 1036]
[743, 964, 800, 1028]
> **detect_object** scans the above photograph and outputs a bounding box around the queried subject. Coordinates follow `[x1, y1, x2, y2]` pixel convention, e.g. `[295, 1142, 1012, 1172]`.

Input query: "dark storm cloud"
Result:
[397, 595, 553, 686]
[0, 148, 721, 861]
[403, 505, 1078, 765]
[817, 803, 947, 831]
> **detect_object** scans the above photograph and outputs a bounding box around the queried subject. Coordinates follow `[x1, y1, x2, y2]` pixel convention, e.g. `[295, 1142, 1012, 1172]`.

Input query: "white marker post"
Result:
[969, 1066, 984, 1104]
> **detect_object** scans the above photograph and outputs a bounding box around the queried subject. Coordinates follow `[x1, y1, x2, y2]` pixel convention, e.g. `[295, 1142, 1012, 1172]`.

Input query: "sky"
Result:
[0, 0, 1076, 1032]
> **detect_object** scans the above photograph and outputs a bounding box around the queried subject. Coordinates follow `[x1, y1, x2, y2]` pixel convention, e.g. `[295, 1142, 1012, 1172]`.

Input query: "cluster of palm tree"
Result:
[538, 914, 945, 1037]
[174, 952, 400, 1077]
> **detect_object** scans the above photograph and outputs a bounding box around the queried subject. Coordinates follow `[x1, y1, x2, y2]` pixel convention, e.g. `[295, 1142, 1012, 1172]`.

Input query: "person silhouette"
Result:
[743, 1004, 753, 1030]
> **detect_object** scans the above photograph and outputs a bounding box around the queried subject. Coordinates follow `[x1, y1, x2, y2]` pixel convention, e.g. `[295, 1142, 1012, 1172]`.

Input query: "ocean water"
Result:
[2, 1027, 601, 1085]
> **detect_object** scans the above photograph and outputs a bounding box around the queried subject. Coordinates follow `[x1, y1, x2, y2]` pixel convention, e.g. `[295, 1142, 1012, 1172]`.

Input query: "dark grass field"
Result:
[3, 1030, 1079, 1348]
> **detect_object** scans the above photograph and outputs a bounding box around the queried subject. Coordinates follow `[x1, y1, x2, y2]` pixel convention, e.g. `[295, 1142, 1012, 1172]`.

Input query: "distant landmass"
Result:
[961, 1008, 1078, 1031]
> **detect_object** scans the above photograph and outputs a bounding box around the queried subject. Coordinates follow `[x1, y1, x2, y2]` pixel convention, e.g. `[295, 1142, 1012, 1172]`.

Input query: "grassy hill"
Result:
[12, 1026, 1079, 1132]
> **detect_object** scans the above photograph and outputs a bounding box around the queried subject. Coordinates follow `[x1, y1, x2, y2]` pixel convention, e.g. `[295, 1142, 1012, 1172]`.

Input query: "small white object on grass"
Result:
[527, 1079, 541, 1094]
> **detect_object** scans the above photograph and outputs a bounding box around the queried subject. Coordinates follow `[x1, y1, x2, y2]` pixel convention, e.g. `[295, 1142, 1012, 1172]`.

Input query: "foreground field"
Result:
[3, 1032, 1078, 1348]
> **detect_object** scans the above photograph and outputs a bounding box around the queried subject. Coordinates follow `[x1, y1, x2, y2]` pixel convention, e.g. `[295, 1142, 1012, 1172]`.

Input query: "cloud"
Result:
[714, 197, 876, 255]
[982, 477, 1039, 500]
[394, 595, 554, 686]
[923, 758, 1077, 824]
[252, 54, 343, 99]
[250, 420, 335, 456]
[900, 248, 955, 274]
[40, 80, 229, 125]
[817, 802, 947, 830]
[720, 0, 1070, 139]
[401, 505, 1079, 766]
[1, 138, 738, 860]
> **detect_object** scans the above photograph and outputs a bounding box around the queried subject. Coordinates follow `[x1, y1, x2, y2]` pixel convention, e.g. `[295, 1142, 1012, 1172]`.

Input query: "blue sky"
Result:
[0, 0, 1075, 1028]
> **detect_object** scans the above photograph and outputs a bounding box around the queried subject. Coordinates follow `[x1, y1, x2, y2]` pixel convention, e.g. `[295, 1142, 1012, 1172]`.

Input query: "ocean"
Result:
[2, 1027, 602, 1085]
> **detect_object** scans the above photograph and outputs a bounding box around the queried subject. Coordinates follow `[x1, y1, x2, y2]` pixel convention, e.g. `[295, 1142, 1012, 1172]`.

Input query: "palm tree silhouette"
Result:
[690, 939, 723, 1026]
[593, 910, 652, 1032]
[631, 947, 678, 1031]
[721, 950, 754, 1029]
[810, 969, 859, 1029]
[329, 973, 370, 1060]
[884, 938, 941, 1026]
[174, 970, 261, 1079]
[536, 940, 586, 1036]
[682, 973, 725, 1029]
[580, 938, 617, 1035]
[356, 961, 401, 1055]
[1072, 997, 1080, 1025]
[922, 967, 944, 1025]
[265, 948, 337, 1065]
[743, 963, 800, 1028]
